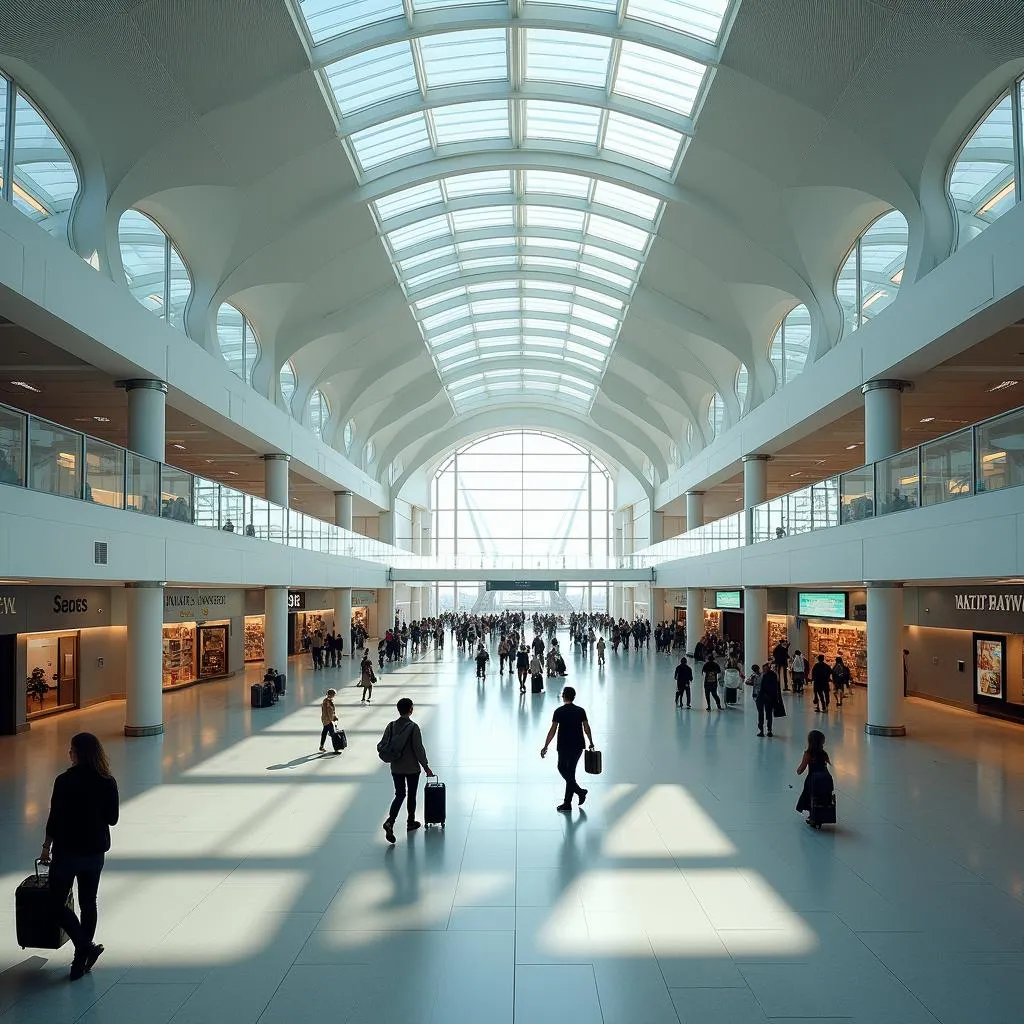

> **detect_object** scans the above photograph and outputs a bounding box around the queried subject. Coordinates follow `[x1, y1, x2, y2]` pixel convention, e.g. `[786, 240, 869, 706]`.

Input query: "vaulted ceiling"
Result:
[3, 0, 1022, 497]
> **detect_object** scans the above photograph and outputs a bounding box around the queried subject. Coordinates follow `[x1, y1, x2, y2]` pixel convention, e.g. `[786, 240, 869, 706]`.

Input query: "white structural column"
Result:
[650, 509, 664, 545]
[743, 455, 770, 670]
[264, 586, 289, 675]
[263, 453, 290, 506]
[862, 379, 909, 464]
[379, 510, 394, 546]
[685, 490, 705, 531]
[410, 507, 422, 554]
[124, 581, 165, 736]
[335, 491, 353, 531]
[865, 583, 906, 736]
[334, 587, 353, 657]
[378, 587, 395, 637]
[686, 588, 703, 653]
[120, 379, 167, 462]
[410, 587, 422, 622]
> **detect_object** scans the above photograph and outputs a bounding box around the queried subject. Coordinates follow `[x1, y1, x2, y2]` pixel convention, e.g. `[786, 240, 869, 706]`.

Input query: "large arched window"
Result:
[343, 418, 355, 453]
[836, 209, 909, 336]
[118, 209, 192, 330]
[216, 302, 260, 384]
[735, 363, 749, 414]
[0, 73, 79, 241]
[948, 80, 1022, 249]
[279, 361, 296, 409]
[432, 430, 611, 559]
[308, 388, 329, 441]
[707, 392, 725, 439]
[364, 439, 376, 468]
[769, 304, 811, 391]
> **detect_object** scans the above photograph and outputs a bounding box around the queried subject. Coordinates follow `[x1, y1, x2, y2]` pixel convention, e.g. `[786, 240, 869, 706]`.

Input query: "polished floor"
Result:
[1, 634, 1023, 1023]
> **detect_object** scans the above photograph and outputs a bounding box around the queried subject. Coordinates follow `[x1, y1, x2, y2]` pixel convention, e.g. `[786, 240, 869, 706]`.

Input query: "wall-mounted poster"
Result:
[973, 633, 1006, 703]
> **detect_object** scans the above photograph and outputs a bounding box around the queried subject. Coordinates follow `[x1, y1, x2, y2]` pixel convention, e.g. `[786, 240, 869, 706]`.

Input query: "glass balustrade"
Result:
[921, 428, 973, 505]
[840, 465, 874, 523]
[875, 448, 920, 516]
[84, 437, 124, 509]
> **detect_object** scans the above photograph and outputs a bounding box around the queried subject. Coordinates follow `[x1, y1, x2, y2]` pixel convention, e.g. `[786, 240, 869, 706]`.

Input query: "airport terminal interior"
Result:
[1, 0, 1024, 1021]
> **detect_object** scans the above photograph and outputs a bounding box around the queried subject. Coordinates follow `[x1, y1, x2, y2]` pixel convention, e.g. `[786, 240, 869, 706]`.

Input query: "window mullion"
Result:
[163, 235, 171, 322]
[1013, 76, 1023, 204]
[2, 80, 14, 204]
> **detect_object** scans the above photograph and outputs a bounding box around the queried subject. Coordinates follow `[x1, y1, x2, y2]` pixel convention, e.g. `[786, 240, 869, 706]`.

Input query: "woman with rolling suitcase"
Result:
[796, 730, 836, 828]
[37, 732, 119, 981]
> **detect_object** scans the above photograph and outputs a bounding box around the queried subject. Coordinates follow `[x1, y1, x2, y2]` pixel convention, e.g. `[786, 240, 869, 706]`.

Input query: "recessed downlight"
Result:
[920, 416, 935, 423]
[172, 443, 187, 450]
[93, 415, 110, 423]
[845, 443, 861, 450]
[988, 380, 1019, 392]
[10, 380, 40, 392]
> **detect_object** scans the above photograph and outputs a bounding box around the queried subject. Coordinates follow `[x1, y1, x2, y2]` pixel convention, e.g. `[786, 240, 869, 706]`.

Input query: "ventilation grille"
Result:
[94, 541, 108, 565]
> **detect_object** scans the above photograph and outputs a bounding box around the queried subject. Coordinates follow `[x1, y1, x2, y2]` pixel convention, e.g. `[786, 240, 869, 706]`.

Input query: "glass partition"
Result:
[244, 495, 270, 538]
[788, 486, 813, 535]
[875, 449, 920, 516]
[160, 466, 193, 522]
[268, 502, 287, 544]
[840, 465, 874, 523]
[127, 452, 160, 515]
[85, 437, 124, 509]
[0, 405, 27, 486]
[28, 417, 82, 498]
[219, 487, 245, 533]
[976, 407, 1024, 493]
[921, 429, 973, 505]
[192, 477, 221, 528]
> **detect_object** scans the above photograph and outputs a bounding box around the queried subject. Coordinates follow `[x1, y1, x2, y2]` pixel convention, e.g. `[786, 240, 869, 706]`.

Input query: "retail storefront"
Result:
[0, 586, 125, 734]
[905, 586, 1024, 717]
[797, 590, 868, 684]
[162, 589, 243, 690]
[704, 591, 742, 643]
[287, 590, 335, 656]
[353, 590, 376, 639]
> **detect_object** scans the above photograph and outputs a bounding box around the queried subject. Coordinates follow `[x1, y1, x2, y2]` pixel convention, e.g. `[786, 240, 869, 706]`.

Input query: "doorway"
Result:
[25, 631, 79, 719]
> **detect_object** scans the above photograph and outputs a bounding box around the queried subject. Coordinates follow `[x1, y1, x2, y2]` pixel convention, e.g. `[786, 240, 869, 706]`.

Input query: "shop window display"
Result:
[162, 623, 196, 687]
[244, 615, 265, 662]
[806, 623, 867, 683]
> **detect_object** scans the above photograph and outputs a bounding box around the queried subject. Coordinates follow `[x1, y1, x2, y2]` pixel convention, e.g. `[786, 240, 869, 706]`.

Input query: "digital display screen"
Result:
[798, 592, 848, 619]
[715, 591, 742, 610]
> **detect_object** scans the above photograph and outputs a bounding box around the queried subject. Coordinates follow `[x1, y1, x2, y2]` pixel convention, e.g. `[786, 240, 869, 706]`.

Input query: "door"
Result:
[57, 634, 79, 709]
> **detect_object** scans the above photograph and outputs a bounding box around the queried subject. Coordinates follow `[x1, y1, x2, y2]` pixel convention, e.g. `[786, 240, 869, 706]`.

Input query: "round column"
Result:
[124, 581, 165, 737]
[686, 587, 703, 656]
[866, 582, 906, 736]
[685, 490, 705, 530]
[743, 587, 768, 674]
[862, 380, 909, 464]
[410, 586, 422, 622]
[335, 491, 353, 531]
[378, 588, 395, 637]
[263, 454, 290, 507]
[264, 586, 289, 676]
[121, 379, 167, 463]
[334, 587, 352, 657]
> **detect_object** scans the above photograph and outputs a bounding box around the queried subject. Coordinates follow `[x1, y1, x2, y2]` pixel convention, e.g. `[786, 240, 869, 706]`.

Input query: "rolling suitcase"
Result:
[251, 682, 267, 709]
[531, 673, 543, 694]
[265, 681, 278, 705]
[424, 779, 446, 828]
[275, 673, 286, 695]
[17, 861, 73, 949]
[724, 686, 738, 705]
[810, 794, 837, 828]
[331, 728, 348, 752]
[584, 748, 603, 775]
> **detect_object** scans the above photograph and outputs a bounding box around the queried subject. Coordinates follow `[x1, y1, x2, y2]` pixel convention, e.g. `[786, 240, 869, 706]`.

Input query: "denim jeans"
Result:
[49, 853, 104, 957]
[389, 772, 421, 823]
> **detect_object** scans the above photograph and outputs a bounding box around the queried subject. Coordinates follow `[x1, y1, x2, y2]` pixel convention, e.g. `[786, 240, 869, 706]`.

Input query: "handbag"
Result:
[773, 694, 787, 718]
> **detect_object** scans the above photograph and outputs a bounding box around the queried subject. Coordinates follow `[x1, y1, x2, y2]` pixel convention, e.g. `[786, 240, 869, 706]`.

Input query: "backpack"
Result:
[376, 721, 412, 764]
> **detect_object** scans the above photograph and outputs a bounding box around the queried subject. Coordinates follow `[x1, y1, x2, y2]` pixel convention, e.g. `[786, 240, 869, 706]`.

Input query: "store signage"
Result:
[0, 588, 112, 632]
[163, 589, 241, 623]
[798, 592, 848, 620]
[486, 581, 559, 591]
[352, 590, 376, 605]
[0, 595, 16, 616]
[956, 593, 1024, 612]
[715, 591, 742, 610]
[288, 591, 306, 610]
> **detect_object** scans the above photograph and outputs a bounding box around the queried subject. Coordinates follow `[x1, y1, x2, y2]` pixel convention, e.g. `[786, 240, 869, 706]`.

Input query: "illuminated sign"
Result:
[798, 592, 848, 620]
[715, 591, 742, 610]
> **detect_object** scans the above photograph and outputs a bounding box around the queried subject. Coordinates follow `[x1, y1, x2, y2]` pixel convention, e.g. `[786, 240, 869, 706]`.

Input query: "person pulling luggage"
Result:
[319, 689, 341, 753]
[541, 686, 595, 812]
[378, 698, 434, 844]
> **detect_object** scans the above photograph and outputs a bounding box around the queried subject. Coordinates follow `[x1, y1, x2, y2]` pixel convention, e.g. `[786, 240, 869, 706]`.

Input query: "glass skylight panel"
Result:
[461, 256, 517, 272]
[326, 42, 418, 116]
[576, 287, 623, 310]
[414, 286, 465, 309]
[450, 206, 514, 231]
[525, 101, 601, 144]
[583, 243, 639, 271]
[524, 171, 592, 198]
[432, 100, 510, 145]
[373, 180, 443, 221]
[592, 181, 661, 221]
[603, 110, 682, 170]
[624, 0, 730, 43]
[572, 304, 619, 330]
[406, 265, 459, 289]
[525, 205, 586, 231]
[614, 41, 707, 117]
[431, 324, 475, 346]
[444, 170, 512, 198]
[387, 214, 451, 250]
[412, 0, 501, 11]
[458, 236, 514, 253]
[580, 264, 633, 289]
[472, 297, 519, 314]
[350, 111, 430, 169]
[423, 305, 470, 330]
[570, 323, 613, 346]
[524, 297, 573, 315]
[397, 243, 454, 271]
[299, 0, 405, 44]
[419, 30, 508, 89]
[587, 214, 650, 252]
[524, 30, 612, 88]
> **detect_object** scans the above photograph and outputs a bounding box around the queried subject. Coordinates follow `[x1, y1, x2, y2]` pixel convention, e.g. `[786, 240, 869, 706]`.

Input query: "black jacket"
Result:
[46, 763, 119, 856]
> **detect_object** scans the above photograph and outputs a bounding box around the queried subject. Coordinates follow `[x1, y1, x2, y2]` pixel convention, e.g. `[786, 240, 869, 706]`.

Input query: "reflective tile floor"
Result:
[2, 634, 1023, 1023]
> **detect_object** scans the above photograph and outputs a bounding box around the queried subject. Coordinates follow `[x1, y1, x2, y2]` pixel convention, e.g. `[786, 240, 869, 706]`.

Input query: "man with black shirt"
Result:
[811, 654, 832, 712]
[702, 653, 723, 711]
[540, 686, 595, 812]
[674, 656, 693, 708]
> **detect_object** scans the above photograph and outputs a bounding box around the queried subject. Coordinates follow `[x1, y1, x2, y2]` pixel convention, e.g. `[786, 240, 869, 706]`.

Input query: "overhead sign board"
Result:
[798, 592, 848, 620]
[485, 581, 560, 592]
[715, 591, 742, 610]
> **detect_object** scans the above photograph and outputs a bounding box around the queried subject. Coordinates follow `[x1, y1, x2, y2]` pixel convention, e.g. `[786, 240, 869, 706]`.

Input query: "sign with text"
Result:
[715, 591, 742, 610]
[485, 581, 560, 592]
[288, 591, 305, 610]
[352, 590, 376, 606]
[798, 592, 848, 620]
[163, 589, 242, 623]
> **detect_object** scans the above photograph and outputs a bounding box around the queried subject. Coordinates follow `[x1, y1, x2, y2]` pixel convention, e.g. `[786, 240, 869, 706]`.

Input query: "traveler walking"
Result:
[702, 652, 723, 711]
[540, 686, 595, 812]
[772, 639, 790, 690]
[831, 656, 851, 706]
[39, 732, 119, 981]
[475, 643, 490, 679]
[378, 697, 434, 844]
[791, 649, 806, 695]
[596, 636, 606, 667]
[811, 655, 832, 712]
[755, 666, 781, 737]
[674, 655, 692, 708]
[796, 729, 835, 828]
[516, 645, 530, 692]
[319, 688, 341, 752]
[360, 653, 377, 703]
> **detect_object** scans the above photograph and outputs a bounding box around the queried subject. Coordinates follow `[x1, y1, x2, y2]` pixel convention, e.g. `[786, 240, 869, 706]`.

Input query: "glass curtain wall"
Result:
[432, 430, 612, 560]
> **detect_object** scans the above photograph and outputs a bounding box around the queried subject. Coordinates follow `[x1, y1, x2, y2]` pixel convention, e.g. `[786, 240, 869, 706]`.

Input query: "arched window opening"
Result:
[343, 418, 355, 453]
[216, 302, 260, 384]
[118, 209, 192, 331]
[431, 430, 612, 566]
[735, 363, 749, 414]
[769, 304, 811, 392]
[308, 388, 329, 441]
[948, 82, 1022, 249]
[836, 209, 909, 336]
[708, 392, 725, 439]
[0, 74, 79, 241]
[388, 458, 403, 486]
[364, 439, 376, 466]
[279, 361, 296, 409]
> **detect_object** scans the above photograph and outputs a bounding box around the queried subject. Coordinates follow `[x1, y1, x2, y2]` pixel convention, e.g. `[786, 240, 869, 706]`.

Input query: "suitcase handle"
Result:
[34, 858, 50, 880]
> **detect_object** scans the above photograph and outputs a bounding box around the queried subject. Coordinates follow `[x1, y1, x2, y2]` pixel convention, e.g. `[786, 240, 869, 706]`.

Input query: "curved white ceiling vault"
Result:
[3, 1, 1023, 494]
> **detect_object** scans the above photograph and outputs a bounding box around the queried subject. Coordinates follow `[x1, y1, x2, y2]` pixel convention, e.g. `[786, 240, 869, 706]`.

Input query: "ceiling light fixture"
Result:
[978, 181, 1016, 217]
[93, 416, 110, 423]
[228, 471, 238, 476]
[845, 443, 861, 450]
[172, 443, 186, 450]
[920, 416, 935, 423]
[988, 380, 1019, 392]
[10, 380, 40, 392]
[789, 472, 802, 478]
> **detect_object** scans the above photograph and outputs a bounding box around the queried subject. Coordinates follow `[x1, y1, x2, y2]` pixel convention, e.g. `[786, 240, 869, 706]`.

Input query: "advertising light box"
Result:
[798, 592, 848, 620]
[715, 591, 742, 610]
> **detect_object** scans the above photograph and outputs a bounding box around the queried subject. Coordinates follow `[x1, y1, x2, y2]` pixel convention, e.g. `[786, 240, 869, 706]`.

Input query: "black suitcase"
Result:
[331, 728, 347, 752]
[265, 681, 278, 705]
[725, 686, 738, 705]
[424, 779, 446, 827]
[275, 673, 286, 695]
[251, 682, 267, 709]
[584, 748, 603, 775]
[531, 673, 543, 694]
[810, 794, 837, 827]
[17, 861, 73, 949]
